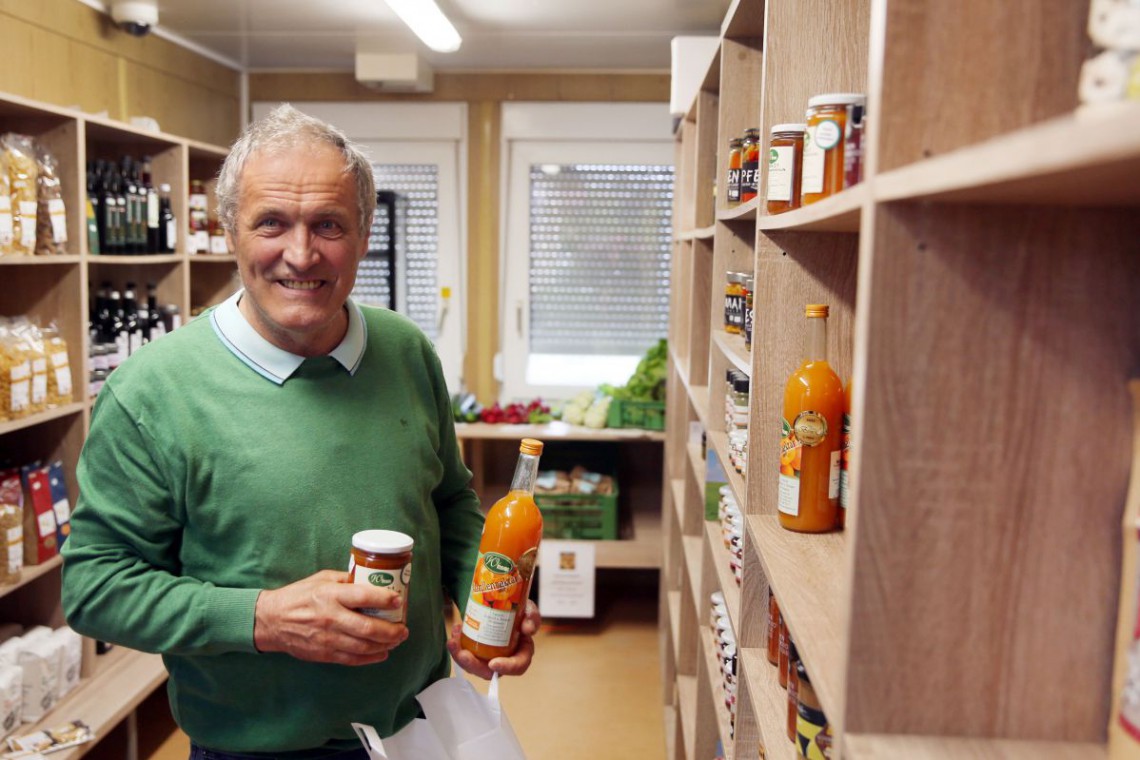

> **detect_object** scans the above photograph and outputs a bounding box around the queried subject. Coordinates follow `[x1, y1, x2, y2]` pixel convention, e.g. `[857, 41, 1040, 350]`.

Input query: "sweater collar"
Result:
[209, 289, 367, 385]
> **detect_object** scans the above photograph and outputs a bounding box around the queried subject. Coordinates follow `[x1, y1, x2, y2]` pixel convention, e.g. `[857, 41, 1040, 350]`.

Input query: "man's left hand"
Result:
[446, 599, 540, 680]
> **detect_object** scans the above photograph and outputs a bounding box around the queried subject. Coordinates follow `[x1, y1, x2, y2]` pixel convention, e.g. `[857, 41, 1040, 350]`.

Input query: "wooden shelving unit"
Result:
[661, 0, 1137, 758]
[0, 88, 237, 758]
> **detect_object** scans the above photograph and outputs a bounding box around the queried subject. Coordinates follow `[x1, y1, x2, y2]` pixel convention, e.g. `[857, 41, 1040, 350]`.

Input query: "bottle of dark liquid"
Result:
[141, 156, 159, 253]
[87, 161, 102, 255]
[121, 158, 138, 254]
[146, 282, 165, 341]
[97, 161, 116, 254]
[158, 183, 177, 253]
[123, 282, 143, 355]
[108, 289, 126, 370]
[111, 165, 127, 254]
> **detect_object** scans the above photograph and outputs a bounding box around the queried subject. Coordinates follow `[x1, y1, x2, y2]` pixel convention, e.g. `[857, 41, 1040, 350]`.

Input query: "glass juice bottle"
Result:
[460, 438, 544, 660]
[779, 304, 843, 532]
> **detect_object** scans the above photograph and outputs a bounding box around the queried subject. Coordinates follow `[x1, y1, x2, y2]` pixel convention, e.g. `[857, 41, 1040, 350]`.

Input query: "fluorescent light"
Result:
[383, 0, 462, 53]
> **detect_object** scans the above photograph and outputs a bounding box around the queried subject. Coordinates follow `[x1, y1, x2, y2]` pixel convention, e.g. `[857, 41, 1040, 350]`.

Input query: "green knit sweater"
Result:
[61, 304, 483, 755]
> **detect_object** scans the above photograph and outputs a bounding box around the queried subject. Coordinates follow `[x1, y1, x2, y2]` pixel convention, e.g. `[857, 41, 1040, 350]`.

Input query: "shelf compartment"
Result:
[87, 254, 182, 264]
[700, 627, 736, 760]
[682, 535, 703, 601]
[704, 520, 741, 631]
[757, 184, 866, 234]
[843, 734, 1106, 760]
[718, 199, 758, 223]
[591, 503, 661, 569]
[712, 331, 750, 376]
[0, 555, 61, 601]
[677, 226, 716, 241]
[874, 104, 1140, 207]
[740, 648, 796, 760]
[748, 515, 846, 725]
[679, 674, 698, 760]
[707, 430, 746, 511]
[668, 590, 683, 668]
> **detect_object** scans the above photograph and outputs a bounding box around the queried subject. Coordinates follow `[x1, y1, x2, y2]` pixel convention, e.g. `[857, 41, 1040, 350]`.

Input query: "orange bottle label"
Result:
[778, 418, 803, 516]
[462, 548, 536, 648]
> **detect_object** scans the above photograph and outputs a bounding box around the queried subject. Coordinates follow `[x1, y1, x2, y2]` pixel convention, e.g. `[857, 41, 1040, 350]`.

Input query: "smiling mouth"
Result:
[279, 280, 323, 291]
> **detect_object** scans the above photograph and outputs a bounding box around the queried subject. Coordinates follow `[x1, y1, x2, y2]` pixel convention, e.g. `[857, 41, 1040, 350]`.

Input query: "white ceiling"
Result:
[144, 0, 731, 72]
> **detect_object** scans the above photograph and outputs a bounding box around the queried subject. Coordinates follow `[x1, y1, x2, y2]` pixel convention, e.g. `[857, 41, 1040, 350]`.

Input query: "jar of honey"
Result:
[740, 128, 760, 203]
[766, 123, 806, 215]
[726, 137, 743, 206]
[801, 94, 866, 205]
[348, 529, 414, 623]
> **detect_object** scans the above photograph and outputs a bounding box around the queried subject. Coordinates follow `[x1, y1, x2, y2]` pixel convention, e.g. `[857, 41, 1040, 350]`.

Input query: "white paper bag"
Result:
[353, 673, 526, 760]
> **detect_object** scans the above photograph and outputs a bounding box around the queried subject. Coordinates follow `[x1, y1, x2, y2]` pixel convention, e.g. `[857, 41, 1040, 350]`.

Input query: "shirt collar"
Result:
[210, 289, 367, 385]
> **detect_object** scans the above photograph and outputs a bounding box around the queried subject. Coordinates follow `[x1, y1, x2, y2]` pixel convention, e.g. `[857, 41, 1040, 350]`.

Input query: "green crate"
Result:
[606, 399, 666, 430]
[535, 489, 619, 540]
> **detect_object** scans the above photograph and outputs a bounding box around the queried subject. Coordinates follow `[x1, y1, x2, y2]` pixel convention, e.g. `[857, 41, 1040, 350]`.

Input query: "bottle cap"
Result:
[352, 529, 414, 555]
[520, 438, 544, 456]
[805, 304, 829, 318]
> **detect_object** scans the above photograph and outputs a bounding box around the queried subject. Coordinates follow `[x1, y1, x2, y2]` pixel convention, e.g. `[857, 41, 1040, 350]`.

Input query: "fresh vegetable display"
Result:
[602, 338, 668, 402]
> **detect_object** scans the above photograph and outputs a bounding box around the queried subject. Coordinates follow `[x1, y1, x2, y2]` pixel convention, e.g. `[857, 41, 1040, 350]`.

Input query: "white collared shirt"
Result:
[209, 289, 367, 384]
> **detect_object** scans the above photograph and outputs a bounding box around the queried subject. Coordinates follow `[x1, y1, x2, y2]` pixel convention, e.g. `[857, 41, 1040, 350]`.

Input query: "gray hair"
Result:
[216, 104, 377, 238]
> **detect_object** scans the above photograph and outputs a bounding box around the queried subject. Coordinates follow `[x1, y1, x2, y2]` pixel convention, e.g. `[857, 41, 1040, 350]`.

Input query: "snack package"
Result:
[34, 147, 67, 256]
[41, 322, 71, 409]
[0, 639, 22, 670]
[2, 134, 38, 256]
[46, 462, 70, 549]
[0, 470, 22, 583]
[0, 663, 20, 738]
[0, 322, 32, 422]
[7, 719, 92, 753]
[19, 465, 56, 566]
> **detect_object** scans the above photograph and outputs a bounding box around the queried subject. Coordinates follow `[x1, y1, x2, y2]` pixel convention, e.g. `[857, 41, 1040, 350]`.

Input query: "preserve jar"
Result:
[740, 128, 760, 202]
[726, 136, 743, 206]
[766, 123, 806, 215]
[348, 529, 414, 623]
[801, 94, 866, 205]
[724, 272, 744, 334]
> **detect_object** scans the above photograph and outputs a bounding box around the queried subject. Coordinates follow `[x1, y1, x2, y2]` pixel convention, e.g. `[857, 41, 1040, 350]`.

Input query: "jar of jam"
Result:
[740, 128, 760, 202]
[724, 272, 744, 334]
[766, 123, 806, 215]
[743, 274, 754, 351]
[801, 94, 866, 205]
[348, 529, 414, 623]
[726, 137, 743, 206]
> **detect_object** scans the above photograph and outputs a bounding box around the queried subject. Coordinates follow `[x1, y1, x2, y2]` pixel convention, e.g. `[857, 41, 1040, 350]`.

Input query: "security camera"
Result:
[110, 0, 159, 37]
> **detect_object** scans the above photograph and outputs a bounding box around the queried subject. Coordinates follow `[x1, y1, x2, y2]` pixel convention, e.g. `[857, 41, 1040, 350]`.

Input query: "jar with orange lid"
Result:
[725, 136, 744, 206]
[766, 123, 806, 215]
[740, 128, 760, 203]
[348, 529, 414, 623]
[801, 94, 866, 205]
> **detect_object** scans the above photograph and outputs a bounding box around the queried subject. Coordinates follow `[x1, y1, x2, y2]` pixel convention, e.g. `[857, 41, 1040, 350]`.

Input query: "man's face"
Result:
[227, 142, 367, 357]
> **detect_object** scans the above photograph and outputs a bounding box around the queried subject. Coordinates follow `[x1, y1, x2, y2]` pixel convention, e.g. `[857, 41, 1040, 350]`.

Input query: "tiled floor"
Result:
[147, 571, 665, 760]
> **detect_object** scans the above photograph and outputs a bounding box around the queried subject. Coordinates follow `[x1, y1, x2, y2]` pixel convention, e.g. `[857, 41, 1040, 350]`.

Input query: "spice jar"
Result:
[740, 128, 760, 202]
[348, 529, 414, 623]
[766, 123, 806, 215]
[726, 137, 743, 206]
[801, 94, 866, 206]
[796, 662, 833, 758]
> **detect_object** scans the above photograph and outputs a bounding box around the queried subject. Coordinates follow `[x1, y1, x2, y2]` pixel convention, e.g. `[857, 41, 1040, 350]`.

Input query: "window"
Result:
[500, 103, 675, 401]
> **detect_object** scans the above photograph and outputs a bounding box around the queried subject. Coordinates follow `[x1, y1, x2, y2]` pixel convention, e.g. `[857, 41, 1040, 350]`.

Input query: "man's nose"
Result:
[281, 226, 317, 270]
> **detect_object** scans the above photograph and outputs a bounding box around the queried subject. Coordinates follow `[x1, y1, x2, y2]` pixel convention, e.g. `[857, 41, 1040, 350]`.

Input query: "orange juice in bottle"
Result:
[838, 377, 853, 529]
[460, 438, 544, 660]
[778, 305, 843, 532]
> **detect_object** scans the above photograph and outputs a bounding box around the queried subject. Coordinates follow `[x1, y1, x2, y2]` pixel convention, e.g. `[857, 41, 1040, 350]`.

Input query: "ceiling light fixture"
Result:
[383, 0, 462, 53]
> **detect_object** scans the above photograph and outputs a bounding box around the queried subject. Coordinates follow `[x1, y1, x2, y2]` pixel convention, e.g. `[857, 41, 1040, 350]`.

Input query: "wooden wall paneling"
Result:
[689, 237, 714, 394]
[465, 101, 500, 403]
[874, 0, 1090, 173]
[717, 36, 764, 213]
[695, 89, 721, 230]
[845, 202, 1140, 740]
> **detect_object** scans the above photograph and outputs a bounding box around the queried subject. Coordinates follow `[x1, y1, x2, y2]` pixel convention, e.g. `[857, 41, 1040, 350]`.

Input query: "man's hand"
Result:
[446, 599, 540, 680]
[253, 569, 408, 665]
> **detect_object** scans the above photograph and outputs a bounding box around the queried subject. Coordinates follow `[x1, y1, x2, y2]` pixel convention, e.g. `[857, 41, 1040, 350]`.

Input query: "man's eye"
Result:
[317, 220, 342, 234]
[257, 218, 280, 229]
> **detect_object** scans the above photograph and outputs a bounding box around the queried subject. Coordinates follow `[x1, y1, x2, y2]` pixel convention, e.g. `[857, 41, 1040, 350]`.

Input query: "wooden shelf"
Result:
[748, 515, 846, 723]
[704, 520, 741, 630]
[712, 331, 751, 376]
[843, 734, 1107, 760]
[679, 674, 698, 760]
[0, 402, 85, 436]
[682, 535, 703, 597]
[88, 254, 182, 264]
[687, 441, 705, 491]
[668, 590, 683, 666]
[25, 647, 166, 760]
[874, 103, 1140, 207]
[455, 421, 665, 442]
[189, 254, 237, 263]
[677, 225, 716, 241]
[707, 430, 746, 510]
[718, 198, 759, 222]
[690, 385, 709, 429]
[756, 184, 865, 233]
[700, 628, 736, 760]
[0, 555, 61, 601]
[671, 478, 685, 530]
[592, 503, 661, 569]
[740, 648, 795, 760]
[0, 255, 81, 265]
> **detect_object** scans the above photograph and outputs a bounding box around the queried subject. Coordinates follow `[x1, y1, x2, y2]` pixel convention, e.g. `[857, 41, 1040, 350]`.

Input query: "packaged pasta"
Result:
[35, 148, 66, 256]
[0, 470, 22, 585]
[10, 319, 47, 416]
[0, 151, 11, 256]
[2, 134, 38, 256]
[41, 322, 71, 409]
[0, 322, 32, 421]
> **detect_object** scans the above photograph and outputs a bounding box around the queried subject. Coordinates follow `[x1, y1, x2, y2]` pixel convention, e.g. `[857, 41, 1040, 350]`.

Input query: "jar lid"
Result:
[743, 127, 760, 138]
[805, 303, 830, 318]
[728, 137, 743, 147]
[352, 529, 414, 554]
[807, 93, 866, 108]
[770, 123, 807, 133]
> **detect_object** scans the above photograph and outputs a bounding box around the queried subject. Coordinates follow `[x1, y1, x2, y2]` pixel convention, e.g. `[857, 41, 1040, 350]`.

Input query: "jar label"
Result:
[801, 126, 825, 194]
[767, 146, 795, 202]
[778, 417, 802, 516]
[349, 557, 412, 623]
[796, 705, 832, 759]
[726, 168, 741, 203]
[828, 449, 841, 499]
[814, 119, 842, 150]
[840, 411, 851, 510]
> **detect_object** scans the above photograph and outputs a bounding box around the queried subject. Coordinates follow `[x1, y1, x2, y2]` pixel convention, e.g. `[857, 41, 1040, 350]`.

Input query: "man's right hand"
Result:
[253, 569, 409, 665]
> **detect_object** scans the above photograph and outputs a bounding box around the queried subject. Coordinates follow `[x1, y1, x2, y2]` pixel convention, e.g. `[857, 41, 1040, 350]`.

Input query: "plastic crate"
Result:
[606, 399, 666, 430]
[535, 489, 619, 540]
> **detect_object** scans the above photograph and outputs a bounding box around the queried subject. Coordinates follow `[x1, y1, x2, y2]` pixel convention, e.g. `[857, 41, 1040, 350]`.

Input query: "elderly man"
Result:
[62, 104, 537, 759]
